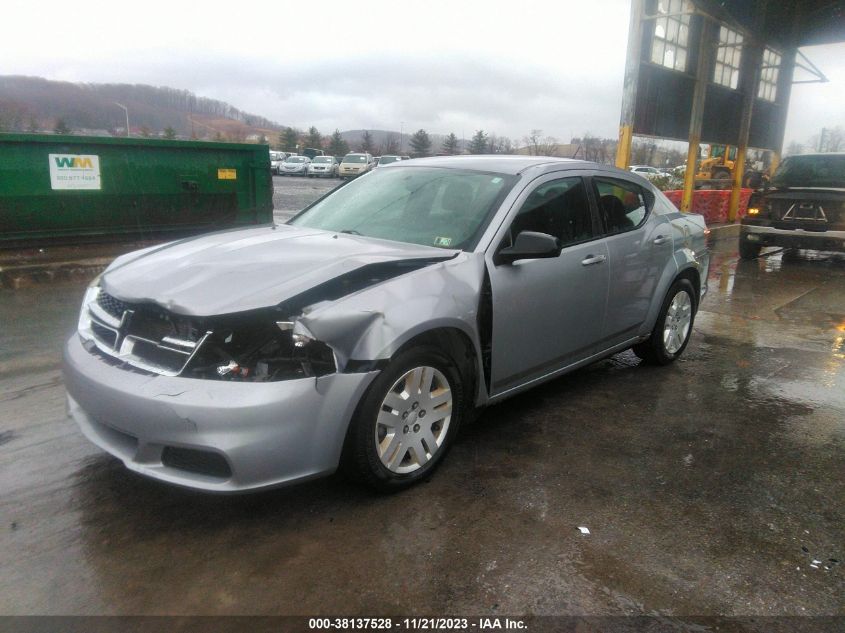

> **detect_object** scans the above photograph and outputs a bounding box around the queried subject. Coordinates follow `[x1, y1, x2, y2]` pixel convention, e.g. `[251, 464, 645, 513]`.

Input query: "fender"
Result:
[294, 253, 489, 404]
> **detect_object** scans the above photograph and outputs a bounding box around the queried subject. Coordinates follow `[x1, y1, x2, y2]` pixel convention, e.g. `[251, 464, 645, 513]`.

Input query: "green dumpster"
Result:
[0, 133, 273, 246]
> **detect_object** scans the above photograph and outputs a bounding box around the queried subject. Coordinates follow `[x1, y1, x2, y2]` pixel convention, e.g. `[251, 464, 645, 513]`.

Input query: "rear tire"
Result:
[343, 346, 464, 492]
[633, 278, 697, 365]
[739, 239, 761, 260]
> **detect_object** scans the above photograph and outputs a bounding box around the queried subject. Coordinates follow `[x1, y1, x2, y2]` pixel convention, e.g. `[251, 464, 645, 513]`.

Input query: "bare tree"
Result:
[380, 133, 400, 155]
[523, 129, 543, 155]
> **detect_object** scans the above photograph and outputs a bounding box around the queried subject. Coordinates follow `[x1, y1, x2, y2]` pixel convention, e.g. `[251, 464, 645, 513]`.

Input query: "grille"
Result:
[86, 291, 207, 376]
[91, 322, 117, 347]
[97, 291, 131, 319]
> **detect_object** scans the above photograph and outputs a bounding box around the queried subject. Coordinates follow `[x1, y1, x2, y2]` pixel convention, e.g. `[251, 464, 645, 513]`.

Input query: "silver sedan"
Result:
[64, 156, 709, 492]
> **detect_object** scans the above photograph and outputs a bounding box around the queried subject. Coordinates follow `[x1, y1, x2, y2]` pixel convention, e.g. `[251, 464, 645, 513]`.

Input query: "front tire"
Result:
[739, 239, 761, 260]
[343, 347, 464, 492]
[633, 278, 697, 365]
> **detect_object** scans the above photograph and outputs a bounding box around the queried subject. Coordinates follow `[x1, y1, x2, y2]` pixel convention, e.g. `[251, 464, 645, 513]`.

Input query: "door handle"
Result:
[653, 235, 669, 245]
[581, 254, 607, 266]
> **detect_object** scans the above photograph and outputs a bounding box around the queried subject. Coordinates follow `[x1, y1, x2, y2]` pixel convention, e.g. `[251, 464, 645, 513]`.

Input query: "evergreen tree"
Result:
[360, 130, 375, 154]
[163, 126, 176, 139]
[408, 129, 432, 158]
[469, 129, 488, 154]
[328, 129, 349, 156]
[282, 127, 299, 152]
[441, 132, 460, 155]
[306, 126, 323, 149]
[54, 118, 71, 135]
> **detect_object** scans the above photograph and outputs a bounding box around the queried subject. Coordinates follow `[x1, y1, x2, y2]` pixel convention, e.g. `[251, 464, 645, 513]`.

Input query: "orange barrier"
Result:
[662, 189, 752, 224]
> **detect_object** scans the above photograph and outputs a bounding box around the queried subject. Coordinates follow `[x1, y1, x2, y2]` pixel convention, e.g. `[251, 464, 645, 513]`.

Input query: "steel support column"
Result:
[615, 0, 645, 169]
[728, 43, 764, 222]
[681, 18, 715, 213]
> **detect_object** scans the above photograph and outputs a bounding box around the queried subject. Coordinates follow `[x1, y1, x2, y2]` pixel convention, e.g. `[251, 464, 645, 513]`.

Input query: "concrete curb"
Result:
[0, 258, 111, 289]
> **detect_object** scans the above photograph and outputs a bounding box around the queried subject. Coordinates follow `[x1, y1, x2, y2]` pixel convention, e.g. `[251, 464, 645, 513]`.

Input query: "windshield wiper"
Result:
[339, 229, 362, 235]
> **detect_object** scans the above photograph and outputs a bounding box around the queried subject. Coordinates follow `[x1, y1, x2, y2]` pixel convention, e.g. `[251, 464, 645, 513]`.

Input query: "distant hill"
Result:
[0, 75, 283, 140]
[341, 129, 469, 154]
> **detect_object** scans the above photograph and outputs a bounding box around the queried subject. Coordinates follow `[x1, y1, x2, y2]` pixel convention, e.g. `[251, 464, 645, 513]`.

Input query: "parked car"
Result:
[64, 156, 709, 493]
[281, 155, 311, 176]
[739, 152, 845, 259]
[339, 152, 374, 178]
[376, 155, 405, 167]
[269, 151, 285, 175]
[628, 165, 663, 180]
[308, 155, 340, 178]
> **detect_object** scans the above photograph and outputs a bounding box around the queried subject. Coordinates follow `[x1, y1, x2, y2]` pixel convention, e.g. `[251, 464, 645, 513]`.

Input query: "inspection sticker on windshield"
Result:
[434, 236, 453, 247]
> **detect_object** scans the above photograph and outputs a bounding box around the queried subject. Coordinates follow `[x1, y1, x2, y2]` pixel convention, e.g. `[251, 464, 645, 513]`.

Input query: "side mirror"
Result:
[496, 231, 561, 264]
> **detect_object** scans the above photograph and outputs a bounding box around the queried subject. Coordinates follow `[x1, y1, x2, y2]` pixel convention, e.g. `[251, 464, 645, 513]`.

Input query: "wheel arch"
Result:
[391, 325, 483, 409]
[642, 257, 703, 336]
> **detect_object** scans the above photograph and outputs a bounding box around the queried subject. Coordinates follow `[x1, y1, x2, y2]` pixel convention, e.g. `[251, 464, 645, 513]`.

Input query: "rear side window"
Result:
[593, 177, 652, 235]
[510, 177, 594, 247]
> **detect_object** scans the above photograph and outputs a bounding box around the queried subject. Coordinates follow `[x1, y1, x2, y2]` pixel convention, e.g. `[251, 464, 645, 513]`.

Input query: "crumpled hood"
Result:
[101, 224, 456, 316]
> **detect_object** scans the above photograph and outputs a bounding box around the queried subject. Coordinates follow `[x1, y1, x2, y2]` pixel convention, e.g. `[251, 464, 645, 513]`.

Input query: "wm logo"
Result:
[54, 156, 93, 168]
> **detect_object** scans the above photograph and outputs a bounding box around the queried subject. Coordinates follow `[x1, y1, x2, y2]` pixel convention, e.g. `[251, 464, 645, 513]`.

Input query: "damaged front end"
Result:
[79, 283, 338, 382]
[79, 257, 455, 382]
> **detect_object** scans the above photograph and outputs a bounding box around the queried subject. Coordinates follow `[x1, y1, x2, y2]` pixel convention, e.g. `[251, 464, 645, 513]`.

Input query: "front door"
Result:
[487, 175, 609, 395]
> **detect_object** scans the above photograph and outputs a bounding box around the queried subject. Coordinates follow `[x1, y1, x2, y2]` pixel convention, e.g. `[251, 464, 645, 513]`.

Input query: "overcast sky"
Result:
[3, 0, 843, 147]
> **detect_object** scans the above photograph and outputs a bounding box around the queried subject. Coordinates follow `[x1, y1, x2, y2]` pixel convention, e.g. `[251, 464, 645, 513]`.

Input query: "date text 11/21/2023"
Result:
[307, 618, 527, 630]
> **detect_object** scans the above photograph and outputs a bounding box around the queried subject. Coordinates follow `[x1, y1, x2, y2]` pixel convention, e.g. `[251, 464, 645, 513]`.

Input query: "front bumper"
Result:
[740, 223, 845, 252]
[63, 335, 378, 492]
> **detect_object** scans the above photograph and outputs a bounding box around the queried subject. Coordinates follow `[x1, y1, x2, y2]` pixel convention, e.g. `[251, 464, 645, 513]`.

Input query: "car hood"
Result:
[101, 224, 457, 317]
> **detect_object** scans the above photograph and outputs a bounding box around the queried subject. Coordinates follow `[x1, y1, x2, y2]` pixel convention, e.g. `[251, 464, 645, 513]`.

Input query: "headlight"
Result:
[77, 274, 102, 334]
[184, 314, 336, 381]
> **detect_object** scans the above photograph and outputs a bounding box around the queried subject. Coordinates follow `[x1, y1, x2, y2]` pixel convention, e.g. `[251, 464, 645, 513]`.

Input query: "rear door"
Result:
[591, 175, 673, 347]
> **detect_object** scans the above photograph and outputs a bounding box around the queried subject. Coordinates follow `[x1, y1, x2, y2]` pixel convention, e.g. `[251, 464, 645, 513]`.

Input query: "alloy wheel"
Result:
[663, 290, 692, 354]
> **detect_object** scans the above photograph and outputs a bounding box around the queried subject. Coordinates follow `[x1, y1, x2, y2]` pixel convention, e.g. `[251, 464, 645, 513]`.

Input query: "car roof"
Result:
[396, 155, 593, 175]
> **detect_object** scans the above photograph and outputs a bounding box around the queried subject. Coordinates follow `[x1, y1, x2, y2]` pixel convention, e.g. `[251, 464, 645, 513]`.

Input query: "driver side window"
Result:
[509, 177, 593, 247]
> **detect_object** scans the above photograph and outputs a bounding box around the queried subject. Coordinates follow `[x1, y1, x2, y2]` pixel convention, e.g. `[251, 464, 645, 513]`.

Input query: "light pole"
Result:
[400, 121, 404, 153]
[114, 102, 130, 137]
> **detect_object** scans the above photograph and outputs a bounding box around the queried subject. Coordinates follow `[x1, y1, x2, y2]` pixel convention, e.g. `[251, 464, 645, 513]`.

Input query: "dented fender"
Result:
[295, 252, 489, 402]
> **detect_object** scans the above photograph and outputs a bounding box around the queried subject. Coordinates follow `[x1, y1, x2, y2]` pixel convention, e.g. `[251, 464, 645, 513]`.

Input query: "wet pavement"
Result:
[1, 237, 843, 616]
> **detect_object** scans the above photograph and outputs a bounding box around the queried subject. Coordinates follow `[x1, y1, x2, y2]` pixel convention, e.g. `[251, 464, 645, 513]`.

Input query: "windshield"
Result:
[290, 167, 516, 250]
[286, 156, 306, 163]
[313, 157, 332, 163]
[343, 154, 367, 163]
[771, 155, 845, 188]
[379, 156, 400, 165]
